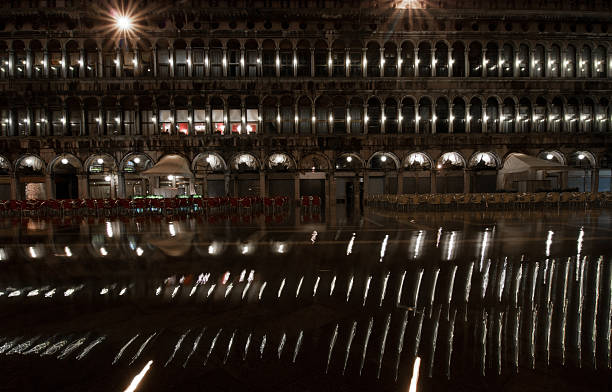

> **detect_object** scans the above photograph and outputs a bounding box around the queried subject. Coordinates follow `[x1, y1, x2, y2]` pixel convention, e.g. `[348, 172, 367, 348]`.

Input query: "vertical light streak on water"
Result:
[530, 262, 539, 309]
[412, 311, 425, 360]
[465, 262, 474, 304]
[445, 309, 457, 379]
[293, 330, 304, 363]
[277, 278, 286, 299]
[239, 269, 246, 282]
[545, 305, 553, 367]
[513, 264, 523, 307]
[479, 310, 487, 376]
[545, 230, 554, 257]
[130, 332, 157, 365]
[498, 258, 507, 303]
[413, 269, 424, 308]
[224, 283, 233, 298]
[182, 328, 204, 368]
[242, 333, 251, 361]
[206, 284, 216, 299]
[223, 330, 236, 364]
[607, 263, 612, 369]
[359, 317, 374, 376]
[529, 308, 537, 369]
[396, 270, 407, 306]
[363, 276, 372, 307]
[346, 233, 356, 255]
[203, 329, 222, 367]
[123, 360, 153, 392]
[277, 332, 287, 359]
[76, 336, 106, 361]
[58, 335, 89, 359]
[414, 230, 423, 259]
[346, 275, 354, 302]
[379, 271, 390, 307]
[189, 286, 197, 297]
[259, 334, 267, 359]
[342, 321, 357, 375]
[591, 256, 602, 369]
[481, 260, 491, 300]
[429, 268, 440, 311]
[513, 308, 521, 372]
[577, 258, 586, 368]
[576, 226, 584, 261]
[113, 334, 140, 365]
[427, 307, 441, 378]
[561, 258, 570, 366]
[295, 276, 304, 298]
[258, 282, 267, 301]
[447, 265, 457, 306]
[325, 324, 339, 374]
[495, 311, 504, 375]
[394, 310, 410, 381]
[436, 227, 442, 248]
[241, 281, 252, 300]
[165, 330, 190, 367]
[546, 260, 556, 305]
[330, 275, 337, 296]
[376, 313, 392, 379]
[313, 276, 320, 297]
[379, 234, 389, 262]
[446, 231, 456, 261]
[171, 287, 179, 299]
[408, 357, 421, 392]
[480, 230, 489, 270]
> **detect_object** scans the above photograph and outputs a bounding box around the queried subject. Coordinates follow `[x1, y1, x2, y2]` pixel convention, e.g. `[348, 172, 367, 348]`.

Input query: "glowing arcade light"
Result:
[61, 158, 68, 165]
[546, 153, 554, 160]
[115, 14, 132, 31]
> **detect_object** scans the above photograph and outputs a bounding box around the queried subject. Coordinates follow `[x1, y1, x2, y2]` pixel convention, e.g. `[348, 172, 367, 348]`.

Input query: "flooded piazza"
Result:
[0, 207, 609, 391]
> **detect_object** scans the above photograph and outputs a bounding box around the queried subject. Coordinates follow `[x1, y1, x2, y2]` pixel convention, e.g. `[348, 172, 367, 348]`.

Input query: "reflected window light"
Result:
[106, 221, 114, 238]
[119, 287, 126, 296]
[168, 223, 176, 237]
[100, 288, 109, 295]
[241, 244, 250, 254]
[27, 289, 39, 297]
[136, 247, 144, 256]
[45, 288, 56, 298]
[100, 247, 108, 256]
[28, 246, 38, 259]
[155, 286, 162, 296]
[346, 233, 356, 255]
[64, 288, 75, 297]
[222, 271, 231, 285]
[8, 290, 21, 297]
[0, 248, 6, 261]
[64, 246, 72, 257]
[208, 241, 221, 255]
[545, 230, 554, 257]
[239, 269, 246, 282]
[247, 270, 255, 282]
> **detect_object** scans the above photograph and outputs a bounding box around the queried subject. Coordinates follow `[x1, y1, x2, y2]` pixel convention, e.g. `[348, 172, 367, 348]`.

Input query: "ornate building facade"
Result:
[0, 0, 610, 203]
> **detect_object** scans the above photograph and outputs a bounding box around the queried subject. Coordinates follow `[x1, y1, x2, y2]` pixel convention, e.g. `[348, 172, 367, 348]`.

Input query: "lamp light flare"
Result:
[116, 15, 132, 31]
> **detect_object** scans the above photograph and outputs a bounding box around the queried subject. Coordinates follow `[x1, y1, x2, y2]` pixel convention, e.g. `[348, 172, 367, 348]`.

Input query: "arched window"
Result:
[383, 42, 397, 77]
[550, 44, 561, 77]
[66, 97, 81, 136]
[13, 41, 26, 79]
[435, 97, 449, 133]
[468, 42, 482, 77]
[262, 39, 276, 77]
[567, 97, 579, 133]
[349, 97, 363, 134]
[120, 96, 135, 135]
[0, 41, 9, 80]
[534, 44, 545, 77]
[367, 97, 381, 133]
[209, 40, 223, 77]
[48, 40, 62, 79]
[244, 40, 259, 77]
[401, 41, 415, 77]
[366, 42, 380, 77]
[485, 98, 499, 133]
[384, 98, 398, 133]
[418, 97, 432, 133]
[315, 96, 331, 134]
[174, 39, 188, 77]
[501, 44, 514, 77]
[583, 97, 595, 133]
[566, 45, 577, 77]
[227, 40, 241, 77]
[401, 97, 416, 133]
[174, 96, 189, 135]
[139, 96, 154, 136]
[263, 96, 277, 134]
[551, 97, 564, 133]
[138, 39, 153, 77]
[314, 40, 328, 77]
[84, 98, 98, 136]
[296, 40, 310, 77]
[280, 96, 294, 134]
[469, 98, 482, 133]
[31, 40, 45, 79]
[418, 42, 431, 77]
[120, 40, 135, 77]
[581, 45, 592, 77]
[298, 96, 312, 134]
[332, 40, 345, 77]
[192, 39, 206, 77]
[332, 96, 346, 133]
[279, 40, 293, 77]
[594, 46, 607, 78]
[245, 96, 259, 134]
[210, 96, 225, 134]
[502, 98, 516, 133]
[452, 98, 466, 133]
[349, 40, 362, 77]
[534, 97, 548, 133]
[518, 44, 530, 77]
[434, 42, 448, 77]
[485, 42, 498, 77]
[518, 98, 531, 133]
[156, 95, 171, 134]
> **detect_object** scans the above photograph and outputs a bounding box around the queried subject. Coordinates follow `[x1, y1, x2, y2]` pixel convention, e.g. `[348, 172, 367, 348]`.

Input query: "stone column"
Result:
[222, 48, 227, 77]
[78, 48, 85, 78]
[26, 48, 32, 78]
[80, 106, 86, 136]
[464, 48, 469, 77]
[397, 47, 403, 77]
[115, 48, 121, 77]
[43, 49, 50, 78]
[329, 173, 336, 206]
[45, 174, 53, 200]
[430, 171, 437, 194]
[380, 47, 385, 76]
[310, 48, 315, 77]
[498, 48, 503, 77]
[414, 48, 420, 77]
[152, 47, 157, 77]
[276, 104, 281, 134]
[294, 174, 300, 204]
[514, 48, 520, 78]
[205, 48, 210, 76]
[363, 103, 368, 134]
[448, 48, 453, 76]
[202, 174, 208, 197]
[481, 49, 487, 78]
[449, 103, 454, 133]
[362, 48, 367, 78]
[259, 173, 266, 197]
[482, 103, 488, 133]
[561, 49, 567, 78]
[397, 170, 404, 194]
[241, 104, 246, 135]
[328, 48, 332, 77]
[463, 169, 471, 193]
[345, 48, 350, 78]
[432, 49, 437, 77]
[293, 48, 297, 77]
[591, 168, 599, 192]
[466, 103, 472, 133]
[530, 49, 536, 78]
[275, 48, 280, 77]
[241, 48, 246, 77]
[346, 106, 351, 134]
[77, 174, 89, 199]
[381, 102, 386, 133]
[311, 103, 316, 134]
[9, 174, 17, 200]
[187, 46, 192, 77]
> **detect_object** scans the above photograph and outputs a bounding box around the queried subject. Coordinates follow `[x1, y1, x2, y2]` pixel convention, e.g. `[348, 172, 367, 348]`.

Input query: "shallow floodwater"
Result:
[0, 207, 611, 391]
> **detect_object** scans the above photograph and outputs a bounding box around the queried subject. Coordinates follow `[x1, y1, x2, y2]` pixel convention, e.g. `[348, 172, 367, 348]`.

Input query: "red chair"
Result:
[311, 195, 321, 212]
[239, 197, 252, 215]
[60, 199, 75, 215]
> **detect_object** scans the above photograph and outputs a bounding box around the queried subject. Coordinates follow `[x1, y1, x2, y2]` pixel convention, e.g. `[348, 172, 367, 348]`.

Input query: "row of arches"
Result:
[2, 94, 610, 136]
[0, 38, 610, 79]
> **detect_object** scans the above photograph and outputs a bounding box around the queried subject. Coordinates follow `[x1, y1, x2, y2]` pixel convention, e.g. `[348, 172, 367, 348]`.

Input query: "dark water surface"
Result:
[0, 208, 611, 391]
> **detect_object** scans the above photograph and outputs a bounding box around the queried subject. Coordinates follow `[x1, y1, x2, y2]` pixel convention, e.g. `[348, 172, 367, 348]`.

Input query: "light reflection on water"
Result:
[0, 209, 610, 390]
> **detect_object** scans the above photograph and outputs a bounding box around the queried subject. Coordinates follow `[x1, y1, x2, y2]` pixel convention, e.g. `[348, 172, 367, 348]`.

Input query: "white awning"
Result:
[141, 154, 193, 177]
[499, 153, 567, 174]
